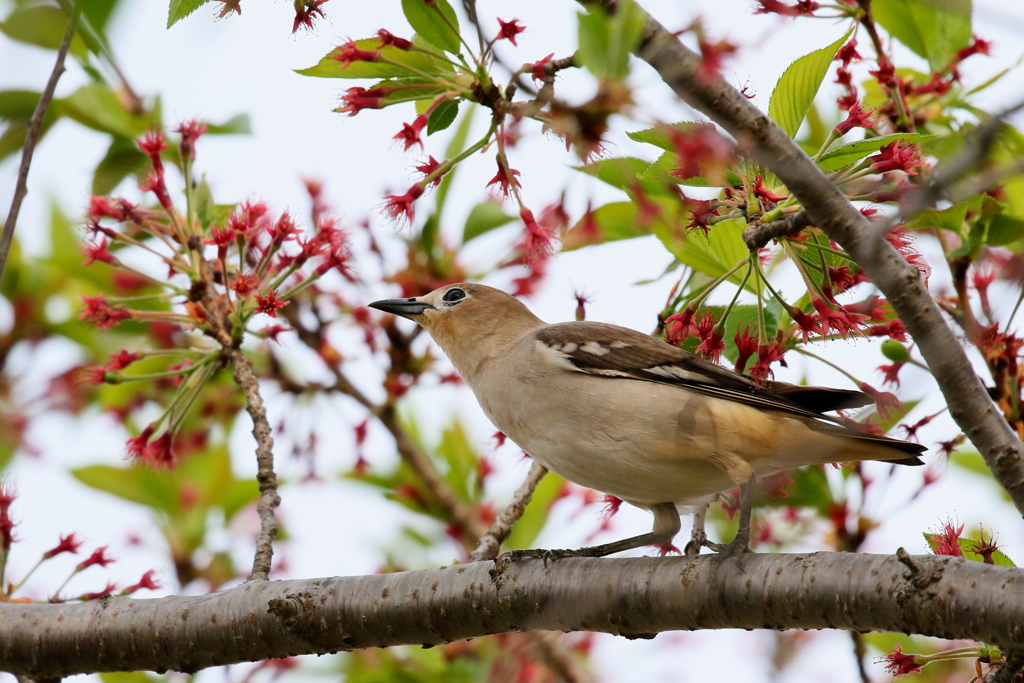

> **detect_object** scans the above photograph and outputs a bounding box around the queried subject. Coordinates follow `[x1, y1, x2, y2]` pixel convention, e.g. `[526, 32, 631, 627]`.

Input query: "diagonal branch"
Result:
[1, 552, 1022, 678]
[584, 0, 1024, 515]
[0, 0, 82, 282]
[377, 404, 489, 542]
[227, 349, 280, 581]
[469, 460, 548, 561]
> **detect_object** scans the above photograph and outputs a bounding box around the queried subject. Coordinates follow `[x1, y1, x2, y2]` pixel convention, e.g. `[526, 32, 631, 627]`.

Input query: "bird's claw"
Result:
[495, 548, 586, 568]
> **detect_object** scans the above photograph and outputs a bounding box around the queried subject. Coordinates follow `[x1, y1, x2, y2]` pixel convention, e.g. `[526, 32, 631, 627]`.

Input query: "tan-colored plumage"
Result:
[369, 283, 925, 554]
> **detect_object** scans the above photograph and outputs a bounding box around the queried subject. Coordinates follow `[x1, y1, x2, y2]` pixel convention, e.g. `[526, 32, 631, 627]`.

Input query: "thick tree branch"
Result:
[0, 0, 81, 282]
[1, 553, 1021, 678]
[469, 461, 548, 562]
[590, 1, 1024, 514]
[992, 651, 1024, 683]
[228, 349, 280, 581]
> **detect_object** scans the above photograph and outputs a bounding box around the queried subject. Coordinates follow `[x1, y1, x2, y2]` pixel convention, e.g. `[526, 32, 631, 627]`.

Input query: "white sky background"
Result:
[1, 0, 1024, 682]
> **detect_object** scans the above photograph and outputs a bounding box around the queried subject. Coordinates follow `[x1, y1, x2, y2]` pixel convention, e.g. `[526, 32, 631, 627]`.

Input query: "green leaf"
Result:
[60, 83, 159, 138]
[950, 449, 997, 477]
[0, 5, 88, 58]
[167, 0, 212, 28]
[768, 28, 853, 138]
[873, 0, 972, 72]
[575, 157, 678, 197]
[639, 151, 742, 188]
[816, 132, 934, 173]
[72, 464, 179, 512]
[92, 136, 148, 195]
[222, 479, 260, 521]
[297, 38, 449, 80]
[463, 201, 515, 243]
[194, 175, 216, 228]
[427, 99, 459, 135]
[437, 421, 479, 503]
[904, 200, 968, 234]
[82, 0, 123, 34]
[576, 0, 645, 80]
[986, 214, 1024, 247]
[771, 464, 832, 516]
[0, 90, 42, 119]
[100, 671, 167, 683]
[0, 91, 63, 163]
[654, 217, 755, 291]
[562, 202, 649, 250]
[206, 114, 251, 135]
[400, 0, 460, 54]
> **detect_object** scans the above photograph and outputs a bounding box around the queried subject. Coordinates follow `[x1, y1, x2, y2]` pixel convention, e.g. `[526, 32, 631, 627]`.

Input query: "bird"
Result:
[368, 283, 926, 558]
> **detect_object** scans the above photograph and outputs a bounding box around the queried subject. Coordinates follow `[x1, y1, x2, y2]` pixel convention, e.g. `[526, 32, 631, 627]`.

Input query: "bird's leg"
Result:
[685, 502, 711, 556]
[719, 473, 757, 556]
[496, 503, 681, 564]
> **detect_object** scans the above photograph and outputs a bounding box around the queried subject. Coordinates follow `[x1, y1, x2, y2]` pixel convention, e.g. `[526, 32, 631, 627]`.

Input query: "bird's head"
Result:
[368, 283, 542, 366]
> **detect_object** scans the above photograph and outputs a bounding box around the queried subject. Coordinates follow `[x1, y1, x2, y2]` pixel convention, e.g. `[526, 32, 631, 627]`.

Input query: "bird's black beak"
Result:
[368, 297, 435, 319]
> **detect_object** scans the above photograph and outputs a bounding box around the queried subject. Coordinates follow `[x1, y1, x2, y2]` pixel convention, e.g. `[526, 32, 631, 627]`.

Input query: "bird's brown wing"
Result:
[535, 321, 925, 460]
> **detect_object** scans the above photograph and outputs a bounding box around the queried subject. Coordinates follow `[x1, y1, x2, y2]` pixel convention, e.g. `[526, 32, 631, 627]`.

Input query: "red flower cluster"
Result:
[382, 185, 425, 225]
[668, 124, 732, 182]
[519, 208, 554, 267]
[43, 533, 83, 559]
[928, 519, 965, 556]
[335, 41, 380, 68]
[693, 313, 724, 363]
[487, 159, 522, 197]
[376, 28, 412, 50]
[753, 0, 819, 16]
[338, 87, 386, 117]
[0, 482, 15, 551]
[122, 569, 161, 594]
[77, 545, 115, 570]
[696, 36, 737, 81]
[79, 295, 132, 329]
[292, 0, 328, 33]
[833, 39, 862, 109]
[175, 120, 207, 161]
[870, 141, 923, 175]
[834, 101, 879, 136]
[126, 425, 176, 469]
[884, 644, 922, 676]
[394, 114, 429, 151]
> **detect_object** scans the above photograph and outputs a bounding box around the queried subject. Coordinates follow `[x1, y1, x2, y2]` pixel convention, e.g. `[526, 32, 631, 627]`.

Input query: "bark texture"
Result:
[1, 553, 1021, 678]
[597, 2, 1024, 513]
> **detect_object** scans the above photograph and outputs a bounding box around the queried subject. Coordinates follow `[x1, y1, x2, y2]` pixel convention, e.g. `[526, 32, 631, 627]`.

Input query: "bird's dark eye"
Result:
[443, 288, 466, 304]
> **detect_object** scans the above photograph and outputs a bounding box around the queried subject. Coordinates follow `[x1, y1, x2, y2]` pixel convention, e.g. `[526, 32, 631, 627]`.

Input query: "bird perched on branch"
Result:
[369, 283, 925, 558]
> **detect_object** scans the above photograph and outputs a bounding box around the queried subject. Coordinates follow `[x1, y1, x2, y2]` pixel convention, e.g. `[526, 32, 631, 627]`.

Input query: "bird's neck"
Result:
[429, 311, 541, 383]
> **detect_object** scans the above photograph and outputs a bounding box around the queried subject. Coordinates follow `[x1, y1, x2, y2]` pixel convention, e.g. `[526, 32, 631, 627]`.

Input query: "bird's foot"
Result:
[494, 547, 591, 569]
[714, 530, 752, 559]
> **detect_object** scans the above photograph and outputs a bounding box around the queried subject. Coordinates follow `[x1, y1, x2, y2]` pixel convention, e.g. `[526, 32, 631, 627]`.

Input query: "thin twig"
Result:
[532, 631, 590, 683]
[850, 631, 871, 683]
[0, 0, 82, 283]
[742, 211, 811, 251]
[469, 460, 548, 562]
[228, 349, 280, 581]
